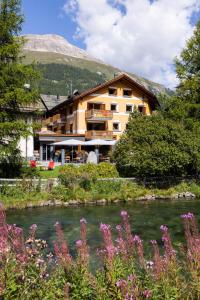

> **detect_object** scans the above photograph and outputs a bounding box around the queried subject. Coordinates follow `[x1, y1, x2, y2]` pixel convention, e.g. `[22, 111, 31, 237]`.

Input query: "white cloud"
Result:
[64, 0, 200, 88]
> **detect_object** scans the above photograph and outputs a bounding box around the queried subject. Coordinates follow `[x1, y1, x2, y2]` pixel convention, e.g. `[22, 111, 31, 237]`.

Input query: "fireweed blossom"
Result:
[133, 235, 145, 267]
[53, 222, 72, 268]
[150, 240, 164, 278]
[120, 211, 134, 254]
[80, 218, 87, 245]
[0, 203, 9, 256]
[143, 289, 152, 298]
[99, 223, 116, 264]
[76, 218, 89, 267]
[8, 225, 26, 260]
[116, 275, 138, 300]
[181, 212, 200, 265]
[29, 224, 37, 240]
[160, 225, 176, 262]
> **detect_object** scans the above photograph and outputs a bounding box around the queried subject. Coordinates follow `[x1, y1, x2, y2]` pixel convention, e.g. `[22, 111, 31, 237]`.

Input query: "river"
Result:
[6, 199, 200, 259]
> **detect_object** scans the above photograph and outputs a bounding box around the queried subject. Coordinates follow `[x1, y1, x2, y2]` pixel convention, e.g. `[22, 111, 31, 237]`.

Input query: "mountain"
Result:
[22, 34, 169, 96]
[23, 34, 102, 63]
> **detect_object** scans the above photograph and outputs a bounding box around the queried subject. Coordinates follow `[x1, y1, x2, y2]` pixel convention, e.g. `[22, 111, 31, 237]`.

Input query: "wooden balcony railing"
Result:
[85, 130, 113, 140]
[42, 117, 53, 126]
[85, 109, 113, 121]
[42, 114, 66, 126]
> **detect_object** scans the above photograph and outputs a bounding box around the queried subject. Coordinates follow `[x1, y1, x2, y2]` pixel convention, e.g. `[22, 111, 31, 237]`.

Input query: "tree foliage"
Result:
[0, 0, 39, 164]
[113, 113, 200, 177]
[114, 21, 200, 177]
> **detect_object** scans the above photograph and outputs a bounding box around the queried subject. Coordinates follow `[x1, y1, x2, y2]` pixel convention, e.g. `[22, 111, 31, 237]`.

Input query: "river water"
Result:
[6, 199, 200, 259]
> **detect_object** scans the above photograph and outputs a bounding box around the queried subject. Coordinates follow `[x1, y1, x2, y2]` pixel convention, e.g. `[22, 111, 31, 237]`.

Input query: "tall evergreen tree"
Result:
[0, 0, 39, 169]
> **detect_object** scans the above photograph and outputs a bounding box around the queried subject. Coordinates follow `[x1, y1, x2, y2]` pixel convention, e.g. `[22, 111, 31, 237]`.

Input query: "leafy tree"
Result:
[171, 21, 200, 125]
[0, 0, 40, 174]
[176, 20, 200, 105]
[114, 21, 200, 178]
[113, 113, 200, 177]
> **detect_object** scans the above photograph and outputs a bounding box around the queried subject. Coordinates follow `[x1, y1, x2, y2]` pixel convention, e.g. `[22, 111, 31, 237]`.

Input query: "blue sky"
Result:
[21, 0, 200, 88]
[21, 0, 84, 48]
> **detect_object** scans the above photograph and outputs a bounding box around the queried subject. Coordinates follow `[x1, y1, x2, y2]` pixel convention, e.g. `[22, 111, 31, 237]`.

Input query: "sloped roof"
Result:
[51, 73, 159, 112]
[40, 94, 67, 111]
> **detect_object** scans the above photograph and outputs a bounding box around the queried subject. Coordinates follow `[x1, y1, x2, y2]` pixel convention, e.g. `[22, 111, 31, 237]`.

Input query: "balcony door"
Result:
[87, 122, 106, 131]
[87, 103, 105, 110]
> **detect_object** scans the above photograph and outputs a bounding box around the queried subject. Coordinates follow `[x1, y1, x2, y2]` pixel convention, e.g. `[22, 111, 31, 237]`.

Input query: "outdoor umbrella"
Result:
[84, 139, 116, 146]
[84, 139, 116, 163]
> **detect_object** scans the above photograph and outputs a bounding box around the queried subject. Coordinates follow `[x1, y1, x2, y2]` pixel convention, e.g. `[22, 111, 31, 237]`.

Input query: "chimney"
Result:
[57, 94, 60, 100]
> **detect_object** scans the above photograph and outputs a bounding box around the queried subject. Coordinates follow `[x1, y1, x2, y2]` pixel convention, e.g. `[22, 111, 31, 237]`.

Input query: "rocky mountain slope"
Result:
[22, 34, 169, 96]
[23, 34, 102, 63]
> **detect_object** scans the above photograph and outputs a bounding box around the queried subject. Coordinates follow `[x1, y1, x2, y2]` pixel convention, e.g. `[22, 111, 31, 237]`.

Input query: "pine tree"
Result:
[0, 0, 40, 173]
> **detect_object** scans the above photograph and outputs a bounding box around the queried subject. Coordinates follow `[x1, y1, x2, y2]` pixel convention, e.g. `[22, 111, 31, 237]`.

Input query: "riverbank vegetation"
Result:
[0, 177, 200, 210]
[0, 205, 199, 299]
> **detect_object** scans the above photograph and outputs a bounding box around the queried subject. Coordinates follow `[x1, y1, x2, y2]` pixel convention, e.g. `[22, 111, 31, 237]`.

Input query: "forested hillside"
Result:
[23, 49, 169, 96]
[36, 63, 107, 95]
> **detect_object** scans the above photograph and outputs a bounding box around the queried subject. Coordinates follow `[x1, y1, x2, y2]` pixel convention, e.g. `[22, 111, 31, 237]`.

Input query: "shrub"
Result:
[20, 165, 41, 179]
[58, 163, 119, 189]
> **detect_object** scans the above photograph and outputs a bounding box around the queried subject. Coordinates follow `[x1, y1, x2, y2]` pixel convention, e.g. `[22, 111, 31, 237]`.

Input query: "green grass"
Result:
[38, 166, 61, 178]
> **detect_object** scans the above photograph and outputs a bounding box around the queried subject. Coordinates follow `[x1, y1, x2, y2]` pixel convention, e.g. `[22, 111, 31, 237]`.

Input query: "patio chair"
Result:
[30, 160, 37, 168]
[48, 160, 55, 170]
[65, 156, 70, 163]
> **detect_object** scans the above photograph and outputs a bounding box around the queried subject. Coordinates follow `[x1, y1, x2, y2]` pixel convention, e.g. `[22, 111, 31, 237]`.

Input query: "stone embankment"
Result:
[137, 192, 196, 201]
[6, 192, 196, 210]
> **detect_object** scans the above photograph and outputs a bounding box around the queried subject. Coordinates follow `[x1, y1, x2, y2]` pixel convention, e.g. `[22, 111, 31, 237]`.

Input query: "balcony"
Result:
[56, 115, 66, 124]
[85, 130, 113, 140]
[43, 114, 66, 127]
[85, 109, 113, 121]
[42, 117, 53, 126]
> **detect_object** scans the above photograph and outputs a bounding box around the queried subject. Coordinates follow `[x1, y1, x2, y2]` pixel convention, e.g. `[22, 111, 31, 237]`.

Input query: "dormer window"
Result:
[123, 89, 132, 97]
[108, 87, 117, 96]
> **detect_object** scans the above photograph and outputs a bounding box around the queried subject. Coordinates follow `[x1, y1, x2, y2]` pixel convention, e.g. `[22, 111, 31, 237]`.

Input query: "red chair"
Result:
[48, 161, 55, 170]
[30, 160, 36, 168]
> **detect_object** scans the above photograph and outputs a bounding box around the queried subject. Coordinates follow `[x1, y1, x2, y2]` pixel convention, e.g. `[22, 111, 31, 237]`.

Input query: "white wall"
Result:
[18, 116, 34, 158]
[18, 135, 34, 158]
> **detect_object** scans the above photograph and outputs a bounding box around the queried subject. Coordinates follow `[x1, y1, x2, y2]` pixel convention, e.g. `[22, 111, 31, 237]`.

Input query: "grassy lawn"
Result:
[38, 166, 61, 178]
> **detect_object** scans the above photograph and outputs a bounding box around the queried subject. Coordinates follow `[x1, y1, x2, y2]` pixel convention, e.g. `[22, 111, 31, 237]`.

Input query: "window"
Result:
[69, 106, 73, 115]
[61, 126, 65, 134]
[113, 122, 120, 131]
[110, 104, 117, 112]
[138, 105, 146, 114]
[123, 89, 132, 97]
[88, 103, 105, 110]
[126, 105, 133, 113]
[70, 124, 73, 133]
[108, 87, 117, 96]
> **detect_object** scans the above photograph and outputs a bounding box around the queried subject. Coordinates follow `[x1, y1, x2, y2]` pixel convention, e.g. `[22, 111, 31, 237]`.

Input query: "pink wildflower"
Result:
[120, 211, 134, 254]
[143, 289, 152, 298]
